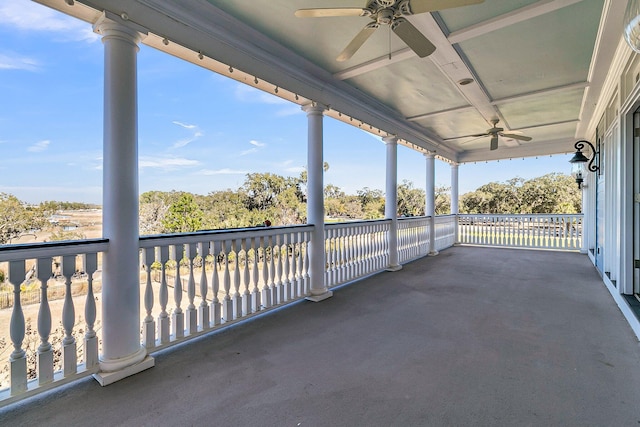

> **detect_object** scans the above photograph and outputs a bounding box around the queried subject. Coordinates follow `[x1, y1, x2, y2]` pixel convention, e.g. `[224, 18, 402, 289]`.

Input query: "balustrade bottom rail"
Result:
[458, 214, 583, 250]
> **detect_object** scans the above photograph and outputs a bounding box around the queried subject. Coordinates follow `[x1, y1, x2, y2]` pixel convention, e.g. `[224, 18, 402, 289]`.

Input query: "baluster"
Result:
[268, 235, 276, 304]
[324, 231, 331, 287]
[338, 229, 345, 284]
[290, 233, 298, 299]
[332, 229, 339, 285]
[61, 255, 77, 376]
[282, 233, 291, 302]
[36, 258, 53, 384]
[142, 247, 156, 349]
[158, 245, 170, 344]
[198, 242, 210, 330]
[171, 244, 185, 339]
[261, 237, 272, 308]
[303, 232, 311, 296]
[241, 238, 251, 316]
[275, 234, 284, 304]
[82, 253, 99, 369]
[9, 260, 27, 395]
[222, 240, 233, 322]
[251, 237, 261, 312]
[185, 243, 198, 335]
[232, 239, 242, 319]
[210, 241, 222, 326]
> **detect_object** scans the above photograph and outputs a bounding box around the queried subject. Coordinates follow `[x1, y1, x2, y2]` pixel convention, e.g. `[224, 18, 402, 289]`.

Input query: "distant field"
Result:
[14, 209, 103, 244]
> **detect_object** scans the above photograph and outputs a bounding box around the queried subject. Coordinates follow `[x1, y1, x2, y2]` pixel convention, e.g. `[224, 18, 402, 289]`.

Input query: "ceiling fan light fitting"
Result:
[624, 0, 640, 53]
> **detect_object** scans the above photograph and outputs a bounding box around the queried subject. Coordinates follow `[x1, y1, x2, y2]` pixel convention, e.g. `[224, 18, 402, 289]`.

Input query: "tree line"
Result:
[0, 172, 580, 243]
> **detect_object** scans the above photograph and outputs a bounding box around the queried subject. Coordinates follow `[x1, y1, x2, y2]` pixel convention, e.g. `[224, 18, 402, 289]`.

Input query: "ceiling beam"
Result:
[333, 48, 415, 80]
[491, 81, 589, 105]
[407, 82, 588, 122]
[458, 138, 575, 163]
[447, 0, 584, 45]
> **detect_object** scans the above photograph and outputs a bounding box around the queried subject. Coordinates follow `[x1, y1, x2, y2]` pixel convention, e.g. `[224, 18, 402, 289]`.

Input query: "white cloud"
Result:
[0, 52, 40, 71]
[28, 140, 50, 152]
[249, 140, 265, 147]
[240, 148, 258, 156]
[0, 1, 99, 43]
[172, 121, 197, 130]
[139, 157, 201, 169]
[172, 121, 203, 148]
[198, 168, 248, 175]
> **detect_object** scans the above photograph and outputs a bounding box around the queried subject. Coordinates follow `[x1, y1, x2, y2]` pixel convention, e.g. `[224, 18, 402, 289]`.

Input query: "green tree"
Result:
[397, 180, 425, 217]
[0, 193, 46, 244]
[460, 174, 580, 214]
[161, 193, 203, 233]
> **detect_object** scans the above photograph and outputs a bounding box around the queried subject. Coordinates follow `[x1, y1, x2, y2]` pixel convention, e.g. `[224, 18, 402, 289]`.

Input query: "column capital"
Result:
[302, 102, 329, 115]
[424, 151, 436, 159]
[450, 162, 459, 169]
[94, 11, 148, 46]
[382, 135, 398, 145]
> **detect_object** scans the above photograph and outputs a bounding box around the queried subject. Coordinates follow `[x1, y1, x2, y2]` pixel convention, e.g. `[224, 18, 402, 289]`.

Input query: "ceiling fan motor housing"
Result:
[376, 0, 397, 7]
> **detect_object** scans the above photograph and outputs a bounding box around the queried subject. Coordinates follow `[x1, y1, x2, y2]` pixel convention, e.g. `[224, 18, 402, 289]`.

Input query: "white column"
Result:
[93, 13, 154, 386]
[384, 136, 401, 271]
[303, 103, 333, 302]
[450, 163, 459, 244]
[425, 152, 439, 256]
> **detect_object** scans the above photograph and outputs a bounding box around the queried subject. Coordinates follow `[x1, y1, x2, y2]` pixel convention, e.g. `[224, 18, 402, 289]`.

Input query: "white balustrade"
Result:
[397, 217, 431, 263]
[0, 239, 108, 401]
[2, 217, 465, 403]
[434, 215, 456, 251]
[324, 220, 391, 288]
[137, 225, 313, 352]
[458, 214, 583, 250]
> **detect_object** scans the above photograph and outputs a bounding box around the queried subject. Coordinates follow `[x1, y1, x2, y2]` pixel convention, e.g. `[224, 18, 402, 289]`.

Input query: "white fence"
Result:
[458, 214, 583, 250]
[0, 217, 460, 404]
[324, 220, 390, 288]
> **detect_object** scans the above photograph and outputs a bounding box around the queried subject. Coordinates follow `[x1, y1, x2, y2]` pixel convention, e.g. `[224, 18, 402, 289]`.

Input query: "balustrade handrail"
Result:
[139, 224, 314, 248]
[0, 238, 109, 262]
[325, 218, 390, 230]
[459, 213, 582, 218]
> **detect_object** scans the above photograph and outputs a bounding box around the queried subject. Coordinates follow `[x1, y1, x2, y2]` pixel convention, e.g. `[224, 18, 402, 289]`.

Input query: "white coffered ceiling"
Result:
[40, 0, 627, 163]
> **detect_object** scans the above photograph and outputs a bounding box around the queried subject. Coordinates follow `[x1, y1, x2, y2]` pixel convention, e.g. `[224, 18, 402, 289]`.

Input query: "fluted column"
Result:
[93, 12, 154, 385]
[384, 136, 401, 271]
[303, 103, 333, 302]
[425, 152, 439, 256]
[450, 162, 459, 244]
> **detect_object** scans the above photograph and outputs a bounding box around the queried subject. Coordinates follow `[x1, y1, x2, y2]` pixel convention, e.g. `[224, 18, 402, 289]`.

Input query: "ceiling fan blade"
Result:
[490, 135, 499, 150]
[391, 18, 435, 58]
[337, 23, 378, 62]
[405, 0, 485, 15]
[295, 8, 366, 18]
[501, 133, 532, 142]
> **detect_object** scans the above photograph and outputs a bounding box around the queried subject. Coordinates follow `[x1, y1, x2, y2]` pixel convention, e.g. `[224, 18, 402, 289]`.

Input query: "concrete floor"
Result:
[2, 246, 640, 426]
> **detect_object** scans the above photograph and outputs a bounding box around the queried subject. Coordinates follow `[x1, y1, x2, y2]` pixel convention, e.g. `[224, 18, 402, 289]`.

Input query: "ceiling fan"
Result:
[462, 119, 533, 151]
[295, 0, 485, 62]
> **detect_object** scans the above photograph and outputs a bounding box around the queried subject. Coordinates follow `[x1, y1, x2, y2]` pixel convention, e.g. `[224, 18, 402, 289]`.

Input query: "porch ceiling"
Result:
[48, 0, 627, 163]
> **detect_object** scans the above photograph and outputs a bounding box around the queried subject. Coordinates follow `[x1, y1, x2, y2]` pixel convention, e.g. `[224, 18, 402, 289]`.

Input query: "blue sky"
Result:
[0, 1, 572, 205]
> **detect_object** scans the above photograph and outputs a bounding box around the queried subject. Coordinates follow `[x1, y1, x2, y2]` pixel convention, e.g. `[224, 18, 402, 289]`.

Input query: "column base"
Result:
[386, 264, 403, 272]
[428, 250, 440, 256]
[93, 355, 155, 386]
[306, 290, 333, 302]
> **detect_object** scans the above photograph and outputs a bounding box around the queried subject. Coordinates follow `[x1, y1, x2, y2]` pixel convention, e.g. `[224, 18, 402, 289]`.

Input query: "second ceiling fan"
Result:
[295, 0, 484, 62]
